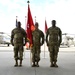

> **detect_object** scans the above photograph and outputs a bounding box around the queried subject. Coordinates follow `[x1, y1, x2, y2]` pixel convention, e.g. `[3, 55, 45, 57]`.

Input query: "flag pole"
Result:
[16, 16, 18, 19]
[44, 33, 46, 58]
[44, 18, 47, 58]
[35, 16, 36, 23]
[16, 16, 18, 27]
[25, 16, 27, 30]
[27, 0, 32, 66]
[44, 18, 46, 58]
[16, 16, 18, 22]
[24, 16, 27, 59]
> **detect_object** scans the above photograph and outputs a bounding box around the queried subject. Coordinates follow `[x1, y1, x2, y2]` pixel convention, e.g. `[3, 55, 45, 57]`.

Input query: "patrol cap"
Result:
[18, 21, 21, 25]
[52, 20, 56, 23]
[35, 22, 39, 26]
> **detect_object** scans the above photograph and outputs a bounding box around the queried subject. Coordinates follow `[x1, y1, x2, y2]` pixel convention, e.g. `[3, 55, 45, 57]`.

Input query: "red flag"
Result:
[45, 20, 48, 33]
[26, 4, 35, 46]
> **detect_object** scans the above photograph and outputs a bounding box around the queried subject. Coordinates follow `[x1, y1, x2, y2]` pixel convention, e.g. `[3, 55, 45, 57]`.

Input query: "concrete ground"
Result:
[0, 45, 75, 75]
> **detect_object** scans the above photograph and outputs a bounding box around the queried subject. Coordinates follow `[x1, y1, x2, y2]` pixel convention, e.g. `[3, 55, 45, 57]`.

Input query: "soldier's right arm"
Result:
[46, 29, 49, 46]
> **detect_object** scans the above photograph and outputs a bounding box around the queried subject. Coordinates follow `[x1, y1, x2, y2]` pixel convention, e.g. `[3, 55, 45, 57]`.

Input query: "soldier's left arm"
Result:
[22, 29, 27, 45]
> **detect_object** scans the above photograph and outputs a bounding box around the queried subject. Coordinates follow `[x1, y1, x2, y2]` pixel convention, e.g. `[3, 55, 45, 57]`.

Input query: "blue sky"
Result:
[0, 0, 75, 34]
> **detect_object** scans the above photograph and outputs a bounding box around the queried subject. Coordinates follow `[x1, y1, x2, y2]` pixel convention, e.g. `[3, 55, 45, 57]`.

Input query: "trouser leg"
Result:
[14, 47, 18, 67]
[35, 49, 40, 67]
[18, 46, 23, 67]
[54, 52, 58, 67]
[50, 52, 54, 67]
[54, 46, 58, 67]
[31, 53, 36, 67]
[14, 59, 18, 67]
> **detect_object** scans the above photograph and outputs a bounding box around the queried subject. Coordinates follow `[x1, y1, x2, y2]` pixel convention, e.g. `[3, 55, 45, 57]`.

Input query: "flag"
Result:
[16, 16, 18, 27]
[26, 4, 34, 46]
[45, 20, 48, 33]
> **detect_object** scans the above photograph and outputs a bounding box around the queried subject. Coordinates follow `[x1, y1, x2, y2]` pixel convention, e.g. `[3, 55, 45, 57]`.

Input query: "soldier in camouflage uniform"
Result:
[31, 22, 44, 67]
[11, 21, 27, 67]
[46, 20, 62, 67]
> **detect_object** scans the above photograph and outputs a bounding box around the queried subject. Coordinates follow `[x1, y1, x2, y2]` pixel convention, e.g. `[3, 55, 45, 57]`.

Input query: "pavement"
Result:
[0, 45, 75, 75]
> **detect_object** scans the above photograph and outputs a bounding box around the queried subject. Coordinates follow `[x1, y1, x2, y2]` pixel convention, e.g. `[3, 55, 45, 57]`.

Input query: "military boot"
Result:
[14, 60, 18, 67]
[32, 62, 36, 67]
[54, 62, 58, 67]
[50, 61, 54, 67]
[19, 60, 22, 67]
[36, 62, 39, 67]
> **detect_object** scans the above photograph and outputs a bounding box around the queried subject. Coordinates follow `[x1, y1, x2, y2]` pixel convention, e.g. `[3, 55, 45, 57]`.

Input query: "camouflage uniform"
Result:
[11, 25, 27, 67]
[31, 29, 44, 67]
[46, 24, 62, 67]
